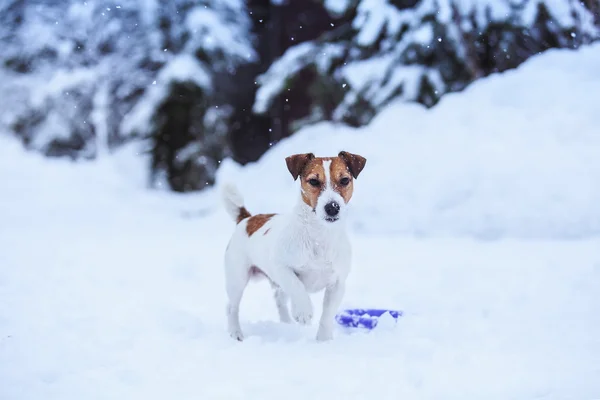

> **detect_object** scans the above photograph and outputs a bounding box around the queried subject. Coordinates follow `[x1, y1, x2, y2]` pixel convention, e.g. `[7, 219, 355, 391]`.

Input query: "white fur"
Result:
[222, 181, 353, 342]
[315, 159, 347, 223]
[221, 183, 245, 221]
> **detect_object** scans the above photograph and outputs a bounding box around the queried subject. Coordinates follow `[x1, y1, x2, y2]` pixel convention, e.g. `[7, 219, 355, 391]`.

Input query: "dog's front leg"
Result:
[316, 279, 345, 341]
[269, 268, 313, 325]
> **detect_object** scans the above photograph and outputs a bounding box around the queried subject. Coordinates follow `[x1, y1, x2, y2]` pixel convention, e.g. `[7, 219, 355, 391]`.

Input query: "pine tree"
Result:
[253, 0, 600, 136]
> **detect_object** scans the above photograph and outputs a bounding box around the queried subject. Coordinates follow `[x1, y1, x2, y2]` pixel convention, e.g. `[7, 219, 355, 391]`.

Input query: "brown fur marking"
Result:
[237, 207, 251, 224]
[285, 153, 315, 181]
[300, 158, 327, 209]
[330, 157, 355, 203]
[338, 151, 367, 179]
[246, 213, 276, 236]
[297, 154, 360, 208]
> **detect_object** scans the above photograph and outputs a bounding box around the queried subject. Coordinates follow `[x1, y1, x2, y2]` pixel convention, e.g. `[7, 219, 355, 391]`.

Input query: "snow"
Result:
[29, 68, 97, 109]
[341, 55, 394, 90]
[339, 56, 444, 111]
[324, 0, 352, 16]
[369, 65, 443, 107]
[235, 43, 600, 239]
[354, 0, 391, 47]
[314, 43, 346, 73]
[185, 5, 257, 64]
[138, 0, 159, 28]
[253, 41, 345, 115]
[2, 44, 600, 399]
[121, 54, 212, 138]
[157, 54, 213, 89]
[411, 23, 434, 45]
[253, 42, 316, 114]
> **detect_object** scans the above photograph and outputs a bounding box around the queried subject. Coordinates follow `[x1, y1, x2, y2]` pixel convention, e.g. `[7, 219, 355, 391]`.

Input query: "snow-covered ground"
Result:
[1, 44, 600, 399]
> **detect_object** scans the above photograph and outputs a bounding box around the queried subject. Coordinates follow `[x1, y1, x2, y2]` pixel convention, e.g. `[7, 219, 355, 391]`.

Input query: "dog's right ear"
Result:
[285, 153, 315, 181]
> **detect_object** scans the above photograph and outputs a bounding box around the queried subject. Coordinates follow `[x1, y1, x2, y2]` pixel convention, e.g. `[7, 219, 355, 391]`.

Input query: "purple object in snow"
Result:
[335, 308, 403, 329]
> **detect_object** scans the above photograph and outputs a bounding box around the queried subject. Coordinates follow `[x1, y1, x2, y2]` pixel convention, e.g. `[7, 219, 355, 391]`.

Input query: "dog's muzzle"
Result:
[324, 201, 340, 222]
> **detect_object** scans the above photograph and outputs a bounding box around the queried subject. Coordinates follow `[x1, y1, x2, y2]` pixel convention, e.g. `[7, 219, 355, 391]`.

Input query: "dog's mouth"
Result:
[324, 216, 339, 223]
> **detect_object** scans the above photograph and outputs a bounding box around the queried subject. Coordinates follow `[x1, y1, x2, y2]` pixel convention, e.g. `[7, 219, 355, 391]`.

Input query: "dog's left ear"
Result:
[285, 153, 315, 180]
[338, 151, 367, 179]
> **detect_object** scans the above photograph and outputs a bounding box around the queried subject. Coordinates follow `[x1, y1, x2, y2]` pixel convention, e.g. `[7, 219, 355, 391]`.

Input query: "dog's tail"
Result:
[221, 183, 251, 224]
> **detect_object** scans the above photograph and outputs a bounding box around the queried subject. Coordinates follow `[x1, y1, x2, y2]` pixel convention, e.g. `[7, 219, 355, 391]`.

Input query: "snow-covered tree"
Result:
[121, 0, 257, 191]
[0, 0, 255, 191]
[225, 0, 342, 164]
[0, 0, 157, 158]
[253, 0, 600, 134]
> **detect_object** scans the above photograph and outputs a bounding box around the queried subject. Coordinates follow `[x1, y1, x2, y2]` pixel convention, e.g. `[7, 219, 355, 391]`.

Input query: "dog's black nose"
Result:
[324, 201, 340, 217]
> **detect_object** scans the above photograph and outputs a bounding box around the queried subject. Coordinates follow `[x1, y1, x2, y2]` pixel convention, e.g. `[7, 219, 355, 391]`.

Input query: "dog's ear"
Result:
[338, 151, 367, 179]
[285, 153, 315, 181]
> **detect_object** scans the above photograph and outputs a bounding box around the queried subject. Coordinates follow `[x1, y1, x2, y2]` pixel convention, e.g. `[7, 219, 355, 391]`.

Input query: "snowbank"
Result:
[217, 43, 600, 239]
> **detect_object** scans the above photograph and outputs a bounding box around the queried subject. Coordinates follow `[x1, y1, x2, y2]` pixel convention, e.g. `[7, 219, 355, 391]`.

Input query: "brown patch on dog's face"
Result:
[299, 158, 327, 209]
[286, 152, 366, 209]
[246, 213, 276, 236]
[329, 157, 355, 203]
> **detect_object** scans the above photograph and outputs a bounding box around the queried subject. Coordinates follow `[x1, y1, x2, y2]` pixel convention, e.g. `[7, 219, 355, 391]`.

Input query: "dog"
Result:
[221, 151, 366, 341]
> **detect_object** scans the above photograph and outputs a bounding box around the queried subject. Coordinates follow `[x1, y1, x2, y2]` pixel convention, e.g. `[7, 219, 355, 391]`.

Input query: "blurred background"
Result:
[1, 0, 598, 193]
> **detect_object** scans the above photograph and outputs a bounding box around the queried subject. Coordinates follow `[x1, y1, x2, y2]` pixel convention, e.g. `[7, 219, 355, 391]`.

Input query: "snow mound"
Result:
[217, 43, 600, 240]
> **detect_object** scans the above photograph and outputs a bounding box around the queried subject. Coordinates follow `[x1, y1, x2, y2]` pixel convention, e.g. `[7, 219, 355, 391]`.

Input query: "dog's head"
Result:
[285, 151, 366, 224]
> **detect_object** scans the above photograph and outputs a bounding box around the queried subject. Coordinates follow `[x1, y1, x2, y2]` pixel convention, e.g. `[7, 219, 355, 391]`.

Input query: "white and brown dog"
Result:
[221, 151, 366, 341]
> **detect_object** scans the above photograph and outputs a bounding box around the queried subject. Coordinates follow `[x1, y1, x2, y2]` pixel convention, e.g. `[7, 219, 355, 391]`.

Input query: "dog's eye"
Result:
[339, 177, 350, 186]
[308, 179, 320, 187]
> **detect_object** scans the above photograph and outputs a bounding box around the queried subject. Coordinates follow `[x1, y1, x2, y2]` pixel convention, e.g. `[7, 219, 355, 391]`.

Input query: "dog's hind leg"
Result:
[270, 282, 292, 323]
[224, 250, 250, 341]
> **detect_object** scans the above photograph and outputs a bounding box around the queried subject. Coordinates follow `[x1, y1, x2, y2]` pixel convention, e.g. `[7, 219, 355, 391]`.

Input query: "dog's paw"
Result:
[291, 300, 313, 325]
[294, 311, 312, 325]
[229, 330, 244, 342]
[316, 327, 334, 342]
[279, 313, 293, 324]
